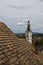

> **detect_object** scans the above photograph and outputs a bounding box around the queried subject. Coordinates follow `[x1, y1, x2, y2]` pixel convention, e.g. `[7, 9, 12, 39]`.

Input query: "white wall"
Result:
[26, 31, 32, 44]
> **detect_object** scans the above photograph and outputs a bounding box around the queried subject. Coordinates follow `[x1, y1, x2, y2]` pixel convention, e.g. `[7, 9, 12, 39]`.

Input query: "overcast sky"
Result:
[0, 0, 43, 33]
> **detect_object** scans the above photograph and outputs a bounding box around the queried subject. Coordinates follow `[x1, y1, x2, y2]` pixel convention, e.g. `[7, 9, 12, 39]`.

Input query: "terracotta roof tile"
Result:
[0, 22, 43, 65]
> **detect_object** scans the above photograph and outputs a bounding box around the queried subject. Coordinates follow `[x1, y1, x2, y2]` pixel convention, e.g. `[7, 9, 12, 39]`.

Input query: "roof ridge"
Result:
[0, 22, 5, 25]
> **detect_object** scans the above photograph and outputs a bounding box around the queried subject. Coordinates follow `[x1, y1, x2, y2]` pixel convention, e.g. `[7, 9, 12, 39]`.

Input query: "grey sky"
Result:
[0, 0, 43, 33]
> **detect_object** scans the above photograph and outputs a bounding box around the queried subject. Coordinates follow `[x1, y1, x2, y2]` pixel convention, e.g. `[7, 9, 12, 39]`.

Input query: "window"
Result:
[27, 35, 28, 37]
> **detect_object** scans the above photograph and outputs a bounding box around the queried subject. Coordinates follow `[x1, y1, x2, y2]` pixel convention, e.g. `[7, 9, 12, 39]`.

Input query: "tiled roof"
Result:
[0, 22, 43, 65]
[38, 51, 43, 62]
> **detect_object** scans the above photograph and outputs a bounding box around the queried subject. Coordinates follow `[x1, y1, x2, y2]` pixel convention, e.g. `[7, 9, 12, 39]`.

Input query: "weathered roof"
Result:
[38, 51, 43, 62]
[0, 22, 43, 65]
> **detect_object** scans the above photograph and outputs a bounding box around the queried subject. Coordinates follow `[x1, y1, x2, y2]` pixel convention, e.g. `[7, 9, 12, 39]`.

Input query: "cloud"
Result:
[40, 0, 43, 2]
[9, 5, 29, 9]
[17, 22, 25, 26]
